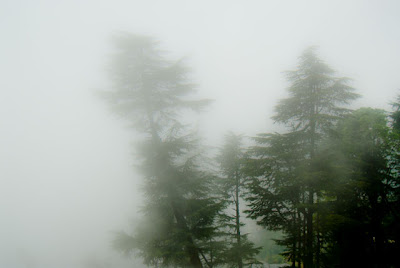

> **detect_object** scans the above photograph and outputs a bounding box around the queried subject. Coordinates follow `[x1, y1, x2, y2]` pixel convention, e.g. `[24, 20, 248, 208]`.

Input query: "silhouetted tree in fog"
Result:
[216, 133, 260, 267]
[246, 47, 359, 268]
[103, 33, 221, 268]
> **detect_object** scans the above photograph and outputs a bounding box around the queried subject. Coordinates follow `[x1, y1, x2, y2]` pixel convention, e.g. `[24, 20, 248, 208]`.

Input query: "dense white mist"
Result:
[1, 0, 400, 267]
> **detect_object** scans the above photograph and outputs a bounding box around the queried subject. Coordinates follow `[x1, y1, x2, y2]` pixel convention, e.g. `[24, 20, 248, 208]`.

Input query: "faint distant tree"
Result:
[104, 33, 221, 268]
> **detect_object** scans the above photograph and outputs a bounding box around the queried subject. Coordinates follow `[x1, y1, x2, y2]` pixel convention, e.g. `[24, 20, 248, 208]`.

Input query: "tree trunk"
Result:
[305, 96, 317, 268]
[235, 172, 243, 268]
[297, 209, 302, 268]
[316, 196, 320, 268]
[302, 195, 307, 268]
[305, 192, 314, 268]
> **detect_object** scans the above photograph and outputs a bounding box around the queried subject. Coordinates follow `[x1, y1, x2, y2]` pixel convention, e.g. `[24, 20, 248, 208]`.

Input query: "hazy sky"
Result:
[1, 1, 400, 267]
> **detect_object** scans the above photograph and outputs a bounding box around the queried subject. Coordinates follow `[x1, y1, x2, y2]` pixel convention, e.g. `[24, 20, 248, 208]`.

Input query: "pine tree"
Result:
[104, 33, 220, 267]
[246, 47, 359, 268]
[216, 133, 260, 267]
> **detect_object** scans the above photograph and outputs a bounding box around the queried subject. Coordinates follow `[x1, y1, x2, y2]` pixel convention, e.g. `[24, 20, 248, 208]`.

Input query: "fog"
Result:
[1, 0, 400, 267]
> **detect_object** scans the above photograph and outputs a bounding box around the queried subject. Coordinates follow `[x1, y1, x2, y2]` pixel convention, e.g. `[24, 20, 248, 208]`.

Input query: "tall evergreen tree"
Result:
[246, 47, 359, 268]
[104, 33, 220, 267]
[217, 133, 260, 267]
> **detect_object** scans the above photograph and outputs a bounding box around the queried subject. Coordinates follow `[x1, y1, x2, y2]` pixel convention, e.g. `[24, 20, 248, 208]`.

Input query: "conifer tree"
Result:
[246, 47, 359, 268]
[104, 33, 220, 268]
[217, 133, 260, 267]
